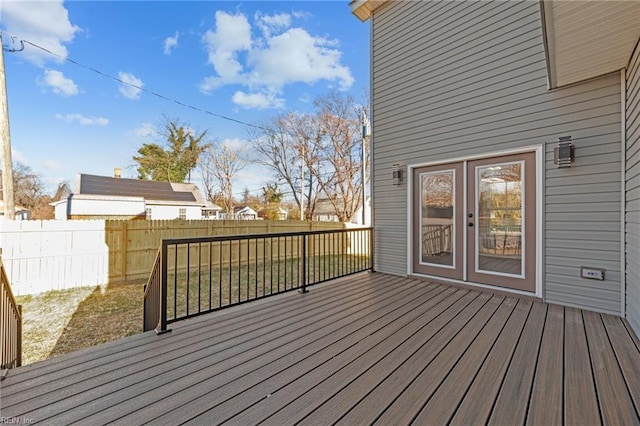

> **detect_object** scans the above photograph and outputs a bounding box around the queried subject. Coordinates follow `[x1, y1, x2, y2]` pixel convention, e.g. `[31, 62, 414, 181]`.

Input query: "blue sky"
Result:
[0, 1, 369, 198]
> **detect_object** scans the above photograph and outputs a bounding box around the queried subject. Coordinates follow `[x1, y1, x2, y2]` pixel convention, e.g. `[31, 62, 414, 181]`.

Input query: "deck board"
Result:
[49, 275, 414, 424]
[526, 303, 564, 425]
[413, 297, 518, 425]
[200, 285, 459, 425]
[1, 272, 639, 425]
[564, 307, 601, 425]
[583, 310, 638, 424]
[487, 300, 547, 425]
[449, 299, 532, 426]
[374, 294, 502, 425]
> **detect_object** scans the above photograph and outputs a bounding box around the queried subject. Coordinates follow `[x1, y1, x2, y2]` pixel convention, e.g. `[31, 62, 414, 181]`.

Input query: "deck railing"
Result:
[1, 254, 22, 372]
[143, 227, 373, 333]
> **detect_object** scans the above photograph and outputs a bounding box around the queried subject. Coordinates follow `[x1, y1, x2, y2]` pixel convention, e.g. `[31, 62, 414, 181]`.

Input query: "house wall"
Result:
[54, 202, 67, 220]
[146, 204, 202, 220]
[65, 196, 146, 220]
[371, 1, 623, 314]
[626, 41, 640, 335]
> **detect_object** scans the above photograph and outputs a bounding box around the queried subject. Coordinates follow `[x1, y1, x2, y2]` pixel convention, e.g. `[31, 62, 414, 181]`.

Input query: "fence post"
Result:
[299, 234, 308, 293]
[156, 241, 171, 334]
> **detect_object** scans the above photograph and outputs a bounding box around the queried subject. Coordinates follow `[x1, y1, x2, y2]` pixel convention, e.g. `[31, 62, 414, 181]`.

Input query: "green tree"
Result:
[262, 182, 283, 204]
[133, 120, 209, 182]
[260, 182, 286, 220]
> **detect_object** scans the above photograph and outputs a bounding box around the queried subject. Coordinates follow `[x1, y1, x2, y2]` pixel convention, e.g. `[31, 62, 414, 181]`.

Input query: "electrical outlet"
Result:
[581, 267, 605, 281]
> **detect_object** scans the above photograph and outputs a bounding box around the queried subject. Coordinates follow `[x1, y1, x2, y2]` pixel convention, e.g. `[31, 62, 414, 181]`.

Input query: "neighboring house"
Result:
[0, 200, 30, 220]
[233, 206, 258, 220]
[258, 206, 289, 220]
[52, 172, 221, 220]
[202, 202, 223, 220]
[351, 1, 640, 337]
[312, 199, 340, 222]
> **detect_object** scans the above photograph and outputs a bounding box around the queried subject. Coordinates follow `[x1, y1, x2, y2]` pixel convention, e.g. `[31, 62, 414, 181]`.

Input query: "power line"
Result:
[1, 31, 266, 131]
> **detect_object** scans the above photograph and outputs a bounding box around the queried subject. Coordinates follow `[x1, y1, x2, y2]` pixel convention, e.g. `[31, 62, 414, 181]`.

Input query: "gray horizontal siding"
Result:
[626, 40, 640, 336]
[371, 0, 623, 313]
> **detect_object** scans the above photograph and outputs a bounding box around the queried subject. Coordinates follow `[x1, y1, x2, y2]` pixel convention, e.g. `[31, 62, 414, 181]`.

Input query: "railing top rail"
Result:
[160, 227, 373, 247]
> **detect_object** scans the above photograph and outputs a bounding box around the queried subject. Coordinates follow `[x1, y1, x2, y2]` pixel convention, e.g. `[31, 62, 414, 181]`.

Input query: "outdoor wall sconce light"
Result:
[392, 163, 403, 185]
[554, 135, 574, 168]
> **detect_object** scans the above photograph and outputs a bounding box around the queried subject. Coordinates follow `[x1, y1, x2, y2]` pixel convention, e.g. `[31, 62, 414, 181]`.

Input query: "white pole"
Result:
[0, 33, 16, 220]
[361, 109, 368, 225]
[300, 145, 304, 221]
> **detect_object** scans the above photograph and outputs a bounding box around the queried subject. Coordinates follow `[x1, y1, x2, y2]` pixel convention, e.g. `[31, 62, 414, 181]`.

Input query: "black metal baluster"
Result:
[208, 241, 212, 310]
[197, 242, 202, 313]
[173, 244, 177, 320]
[218, 241, 222, 308]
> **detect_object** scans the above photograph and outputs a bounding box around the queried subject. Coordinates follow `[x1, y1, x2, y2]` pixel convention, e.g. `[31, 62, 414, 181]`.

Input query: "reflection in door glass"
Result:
[421, 171, 454, 266]
[477, 163, 523, 275]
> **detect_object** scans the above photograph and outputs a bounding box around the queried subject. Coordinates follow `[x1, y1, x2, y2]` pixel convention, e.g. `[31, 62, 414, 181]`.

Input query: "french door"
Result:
[412, 152, 536, 292]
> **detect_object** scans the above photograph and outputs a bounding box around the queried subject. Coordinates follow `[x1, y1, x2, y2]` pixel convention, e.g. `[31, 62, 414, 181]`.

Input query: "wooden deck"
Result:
[1, 272, 639, 425]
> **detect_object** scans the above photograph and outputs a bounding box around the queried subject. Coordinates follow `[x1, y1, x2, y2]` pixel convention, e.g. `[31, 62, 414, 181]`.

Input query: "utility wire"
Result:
[2, 31, 266, 131]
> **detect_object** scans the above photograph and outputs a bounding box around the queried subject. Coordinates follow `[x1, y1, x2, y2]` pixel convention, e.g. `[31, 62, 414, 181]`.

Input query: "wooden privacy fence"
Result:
[105, 220, 344, 283]
[0, 219, 344, 295]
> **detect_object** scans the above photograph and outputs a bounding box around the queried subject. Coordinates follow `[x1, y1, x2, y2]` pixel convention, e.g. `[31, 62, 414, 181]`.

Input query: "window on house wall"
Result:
[179, 208, 186, 220]
[146, 208, 152, 220]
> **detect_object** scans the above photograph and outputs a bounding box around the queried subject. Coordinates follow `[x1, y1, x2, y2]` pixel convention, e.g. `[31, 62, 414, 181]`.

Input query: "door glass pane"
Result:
[477, 162, 523, 275]
[421, 170, 455, 267]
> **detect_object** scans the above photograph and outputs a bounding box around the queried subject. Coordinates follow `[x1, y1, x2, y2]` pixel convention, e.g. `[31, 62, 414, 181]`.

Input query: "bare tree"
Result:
[0, 163, 71, 219]
[200, 142, 246, 216]
[247, 92, 367, 222]
[313, 92, 363, 222]
[248, 113, 324, 219]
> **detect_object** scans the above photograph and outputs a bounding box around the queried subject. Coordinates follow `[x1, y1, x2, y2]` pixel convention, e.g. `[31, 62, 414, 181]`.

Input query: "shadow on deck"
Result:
[1, 272, 639, 424]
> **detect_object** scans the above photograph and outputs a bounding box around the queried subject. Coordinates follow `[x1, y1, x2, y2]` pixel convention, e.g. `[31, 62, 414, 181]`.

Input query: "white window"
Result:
[179, 208, 186, 220]
[146, 208, 152, 220]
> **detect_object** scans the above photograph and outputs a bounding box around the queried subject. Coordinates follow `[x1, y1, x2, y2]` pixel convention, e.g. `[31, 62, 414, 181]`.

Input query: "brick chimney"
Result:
[114, 167, 121, 179]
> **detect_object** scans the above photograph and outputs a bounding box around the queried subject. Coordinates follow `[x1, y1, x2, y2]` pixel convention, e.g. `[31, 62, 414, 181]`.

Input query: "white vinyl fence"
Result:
[0, 220, 109, 295]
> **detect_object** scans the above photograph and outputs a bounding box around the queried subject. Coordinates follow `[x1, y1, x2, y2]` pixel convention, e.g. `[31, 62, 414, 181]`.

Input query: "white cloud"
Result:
[232, 91, 284, 110]
[249, 28, 354, 91]
[254, 11, 291, 37]
[200, 10, 354, 110]
[55, 113, 109, 126]
[38, 69, 79, 96]
[118, 72, 144, 99]
[221, 137, 247, 152]
[133, 123, 157, 137]
[201, 11, 252, 91]
[0, 0, 80, 66]
[11, 148, 27, 164]
[163, 31, 179, 55]
[42, 160, 61, 171]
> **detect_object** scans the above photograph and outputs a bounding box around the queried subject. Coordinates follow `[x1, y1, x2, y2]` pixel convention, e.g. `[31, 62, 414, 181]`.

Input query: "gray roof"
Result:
[78, 174, 196, 203]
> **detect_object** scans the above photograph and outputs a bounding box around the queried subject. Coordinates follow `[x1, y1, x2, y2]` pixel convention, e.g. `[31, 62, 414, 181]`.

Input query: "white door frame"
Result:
[406, 145, 544, 298]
